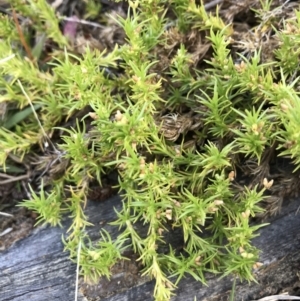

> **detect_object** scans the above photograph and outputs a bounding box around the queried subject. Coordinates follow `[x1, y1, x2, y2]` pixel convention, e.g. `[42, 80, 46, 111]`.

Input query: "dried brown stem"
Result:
[0, 173, 29, 185]
[12, 8, 34, 62]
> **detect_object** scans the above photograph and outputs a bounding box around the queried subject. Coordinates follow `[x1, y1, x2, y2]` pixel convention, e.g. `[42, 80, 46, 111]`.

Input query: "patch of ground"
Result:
[0, 205, 36, 251]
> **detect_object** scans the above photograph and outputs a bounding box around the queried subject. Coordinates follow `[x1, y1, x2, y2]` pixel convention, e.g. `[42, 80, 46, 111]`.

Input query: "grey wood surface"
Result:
[1, 195, 300, 301]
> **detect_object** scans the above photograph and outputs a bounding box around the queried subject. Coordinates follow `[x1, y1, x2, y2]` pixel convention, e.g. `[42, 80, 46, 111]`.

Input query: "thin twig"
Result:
[22, 181, 32, 199]
[204, 0, 223, 10]
[0, 172, 15, 179]
[12, 8, 34, 62]
[0, 211, 13, 217]
[251, 294, 300, 301]
[59, 16, 105, 29]
[0, 173, 29, 185]
[74, 239, 82, 301]
[282, 0, 291, 6]
[8, 153, 25, 164]
[0, 228, 13, 237]
[17, 80, 58, 152]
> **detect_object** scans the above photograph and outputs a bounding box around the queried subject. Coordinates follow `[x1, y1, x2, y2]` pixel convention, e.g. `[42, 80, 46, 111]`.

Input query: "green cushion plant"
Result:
[1, 0, 300, 300]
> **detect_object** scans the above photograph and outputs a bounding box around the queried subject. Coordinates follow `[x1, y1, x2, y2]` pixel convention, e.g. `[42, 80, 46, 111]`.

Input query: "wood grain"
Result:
[1, 195, 300, 301]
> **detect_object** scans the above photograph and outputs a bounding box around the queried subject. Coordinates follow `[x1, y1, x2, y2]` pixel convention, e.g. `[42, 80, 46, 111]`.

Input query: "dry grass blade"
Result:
[59, 16, 105, 29]
[74, 239, 82, 301]
[0, 227, 13, 236]
[0, 54, 15, 64]
[251, 295, 300, 301]
[0, 211, 13, 217]
[204, 0, 224, 10]
[0, 173, 29, 185]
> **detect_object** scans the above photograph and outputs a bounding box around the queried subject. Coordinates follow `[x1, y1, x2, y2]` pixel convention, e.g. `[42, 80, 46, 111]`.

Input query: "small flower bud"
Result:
[241, 209, 251, 219]
[165, 209, 172, 220]
[263, 178, 274, 189]
[89, 112, 98, 120]
[253, 262, 263, 269]
[228, 170, 235, 181]
[149, 162, 154, 173]
[214, 200, 224, 206]
[158, 228, 164, 236]
[115, 110, 123, 121]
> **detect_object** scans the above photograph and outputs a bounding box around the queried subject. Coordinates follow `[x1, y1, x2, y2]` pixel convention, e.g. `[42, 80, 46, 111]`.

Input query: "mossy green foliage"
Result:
[1, 0, 300, 300]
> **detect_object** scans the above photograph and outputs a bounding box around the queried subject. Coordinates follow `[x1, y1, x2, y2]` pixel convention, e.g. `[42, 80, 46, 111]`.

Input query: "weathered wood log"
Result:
[1, 195, 300, 301]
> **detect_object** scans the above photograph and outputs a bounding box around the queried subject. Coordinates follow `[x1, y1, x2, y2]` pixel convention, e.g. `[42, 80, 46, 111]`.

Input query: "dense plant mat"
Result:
[2, 195, 300, 301]
[1, 0, 300, 300]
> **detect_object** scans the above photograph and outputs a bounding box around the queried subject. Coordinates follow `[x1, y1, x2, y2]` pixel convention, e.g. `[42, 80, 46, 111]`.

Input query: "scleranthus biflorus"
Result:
[0, 0, 300, 300]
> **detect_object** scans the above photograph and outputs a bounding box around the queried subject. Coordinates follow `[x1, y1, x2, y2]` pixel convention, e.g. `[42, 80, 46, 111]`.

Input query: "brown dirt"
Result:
[0, 205, 37, 251]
